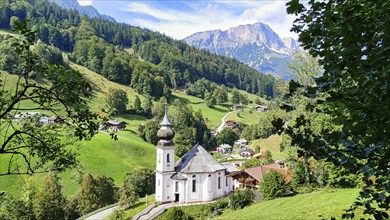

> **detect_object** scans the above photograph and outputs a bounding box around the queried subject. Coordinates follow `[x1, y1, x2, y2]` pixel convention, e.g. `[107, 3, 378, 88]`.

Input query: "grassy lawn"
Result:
[172, 91, 230, 129]
[249, 135, 282, 159]
[224, 108, 267, 125]
[111, 194, 155, 220]
[216, 188, 367, 220]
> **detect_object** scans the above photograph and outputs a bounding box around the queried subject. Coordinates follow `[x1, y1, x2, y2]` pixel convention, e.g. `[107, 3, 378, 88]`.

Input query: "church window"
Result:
[167, 153, 170, 163]
[158, 179, 160, 186]
[192, 175, 196, 192]
[218, 176, 221, 189]
[226, 177, 228, 186]
[175, 181, 179, 192]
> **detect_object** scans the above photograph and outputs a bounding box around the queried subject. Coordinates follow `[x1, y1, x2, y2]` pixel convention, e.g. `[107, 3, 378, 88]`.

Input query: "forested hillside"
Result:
[0, 0, 277, 99]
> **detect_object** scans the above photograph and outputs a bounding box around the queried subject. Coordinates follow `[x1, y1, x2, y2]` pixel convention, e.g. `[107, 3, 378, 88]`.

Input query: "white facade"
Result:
[155, 107, 234, 204]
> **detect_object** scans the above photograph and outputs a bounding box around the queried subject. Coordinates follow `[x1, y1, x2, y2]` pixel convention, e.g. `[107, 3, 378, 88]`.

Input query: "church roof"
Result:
[175, 144, 226, 173]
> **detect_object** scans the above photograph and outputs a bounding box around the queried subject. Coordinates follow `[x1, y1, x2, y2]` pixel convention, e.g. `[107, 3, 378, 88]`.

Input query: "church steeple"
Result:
[157, 103, 175, 141]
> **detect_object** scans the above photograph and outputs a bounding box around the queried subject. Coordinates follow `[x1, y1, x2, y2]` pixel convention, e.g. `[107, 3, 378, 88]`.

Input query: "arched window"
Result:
[192, 175, 196, 192]
[167, 153, 170, 163]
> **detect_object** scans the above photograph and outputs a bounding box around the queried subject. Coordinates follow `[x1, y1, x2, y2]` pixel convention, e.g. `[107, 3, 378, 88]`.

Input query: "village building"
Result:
[225, 120, 237, 128]
[234, 138, 248, 147]
[228, 163, 292, 189]
[240, 148, 254, 158]
[232, 104, 243, 110]
[253, 105, 269, 112]
[155, 107, 234, 203]
[216, 144, 233, 154]
[106, 120, 127, 131]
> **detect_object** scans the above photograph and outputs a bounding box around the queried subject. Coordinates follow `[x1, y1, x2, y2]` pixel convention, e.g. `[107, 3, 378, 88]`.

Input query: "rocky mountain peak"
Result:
[183, 22, 300, 80]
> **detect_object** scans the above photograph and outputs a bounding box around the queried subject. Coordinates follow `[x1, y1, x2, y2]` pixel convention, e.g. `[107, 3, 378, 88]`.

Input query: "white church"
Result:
[155, 108, 235, 203]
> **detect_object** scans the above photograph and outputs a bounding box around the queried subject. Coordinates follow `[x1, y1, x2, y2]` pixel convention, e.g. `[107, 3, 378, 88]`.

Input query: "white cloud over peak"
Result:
[92, 1, 297, 40]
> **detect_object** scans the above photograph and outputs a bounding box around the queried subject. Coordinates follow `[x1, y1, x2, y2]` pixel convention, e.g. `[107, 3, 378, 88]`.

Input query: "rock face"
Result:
[49, 0, 115, 22]
[183, 23, 300, 81]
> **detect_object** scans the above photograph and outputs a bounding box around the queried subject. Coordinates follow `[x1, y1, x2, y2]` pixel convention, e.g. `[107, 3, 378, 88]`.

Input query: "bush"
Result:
[260, 170, 287, 200]
[229, 189, 255, 210]
[162, 207, 193, 220]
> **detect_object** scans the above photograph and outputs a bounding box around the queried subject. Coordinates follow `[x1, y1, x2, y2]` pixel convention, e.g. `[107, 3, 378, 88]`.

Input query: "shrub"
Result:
[229, 189, 255, 210]
[162, 207, 193, 220]
[260, 170, 287, 200]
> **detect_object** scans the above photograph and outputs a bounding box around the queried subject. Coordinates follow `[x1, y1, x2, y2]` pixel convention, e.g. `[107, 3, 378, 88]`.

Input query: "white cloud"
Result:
[120, 1, 298, 40]
[77, 0, 93, 6]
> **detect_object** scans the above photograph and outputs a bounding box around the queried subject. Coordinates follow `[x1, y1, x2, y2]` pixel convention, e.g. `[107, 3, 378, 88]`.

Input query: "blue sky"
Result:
[77, 0, 297, 40]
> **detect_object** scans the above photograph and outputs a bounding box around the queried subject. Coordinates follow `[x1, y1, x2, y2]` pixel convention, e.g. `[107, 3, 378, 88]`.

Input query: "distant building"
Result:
[106, 120, 127, 131]
[155, 107, 235, 204]
[228, 163, 292, 189]
[225, 120, 237, 128]
[232, 104, 243, 110]
[253, 106, 269, 112]
[240, 148, 254, 158]
[216, 144, 233, 154]
[234, 139, 248, 147]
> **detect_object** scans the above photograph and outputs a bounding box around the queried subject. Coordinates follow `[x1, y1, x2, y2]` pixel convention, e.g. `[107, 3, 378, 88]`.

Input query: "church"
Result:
[155, 107, 235, 203]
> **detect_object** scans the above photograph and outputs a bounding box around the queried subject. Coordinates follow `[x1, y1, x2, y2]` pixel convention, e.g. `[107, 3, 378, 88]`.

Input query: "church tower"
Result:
[155, 105, 175, 203]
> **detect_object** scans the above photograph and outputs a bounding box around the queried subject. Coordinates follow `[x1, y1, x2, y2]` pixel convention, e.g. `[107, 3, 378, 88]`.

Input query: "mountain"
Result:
[183, 22, 300, 81]
[49, 0, 115, 22]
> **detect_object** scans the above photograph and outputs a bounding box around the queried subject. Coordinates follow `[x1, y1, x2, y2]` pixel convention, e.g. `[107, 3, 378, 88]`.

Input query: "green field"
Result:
[158, 189, 369, 220]
[217, 189, 366, 219]
[249, 135, 283, 159]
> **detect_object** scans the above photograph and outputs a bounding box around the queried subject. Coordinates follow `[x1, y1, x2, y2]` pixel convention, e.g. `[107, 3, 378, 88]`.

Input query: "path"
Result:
[216, 110, 236, 134]
[84, 206, 119, 220]
[134, 201, 216, 220]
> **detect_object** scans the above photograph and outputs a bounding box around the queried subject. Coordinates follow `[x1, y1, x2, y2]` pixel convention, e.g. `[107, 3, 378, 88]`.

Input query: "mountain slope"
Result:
[183, 22, 300, 80]
[49, 0, 115, 21]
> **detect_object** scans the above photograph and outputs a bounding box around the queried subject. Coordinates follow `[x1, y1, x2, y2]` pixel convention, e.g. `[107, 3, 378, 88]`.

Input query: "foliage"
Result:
[0, 20, 98, 176]
[133, 96, 142, 114]
[0, 194, 30, 220]
[243, 158, 261, 169]
[107, 88, 128, 114]
[282, 0, 390, 218]
[216, 127, 239, 146]
[33, 175, 66, 220]
[260, 170, 288, 200]
[162, 207, 193, 220]
[121, 167, 155, 198]
[75, 174, 117, 215]
[229, 189, 255, 210]
[261, 150, 274, 165]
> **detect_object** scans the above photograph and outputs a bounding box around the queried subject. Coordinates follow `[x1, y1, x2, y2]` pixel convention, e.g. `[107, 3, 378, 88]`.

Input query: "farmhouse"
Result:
[240, 148, 254, 158]
[253, 105, 269, 112]
[234, 138, 248, 147]
[106, 120, 127, 131]
[225, 120, 237, 128]
[155, 107, 234, 203]
[232, 104, 243, 110]
[216, 144, 233, 154]
[229, 163, 292, 189]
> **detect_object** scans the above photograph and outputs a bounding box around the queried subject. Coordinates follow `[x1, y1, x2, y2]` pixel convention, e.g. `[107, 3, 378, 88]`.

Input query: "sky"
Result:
[77, 0, 297, 40]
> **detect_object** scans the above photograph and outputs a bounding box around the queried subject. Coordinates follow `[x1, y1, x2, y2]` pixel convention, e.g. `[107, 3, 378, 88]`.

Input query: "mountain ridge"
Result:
[183, 22, 300, 80]
[49, 0, 115, 21]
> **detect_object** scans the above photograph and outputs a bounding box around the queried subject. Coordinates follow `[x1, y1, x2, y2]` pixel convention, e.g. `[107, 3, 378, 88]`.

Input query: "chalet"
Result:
[253, 105, 269, 112]
[228, 163, 292, 189]
[240, 148, 254, 158]
[225, 120, 237, 128]
[234, 138, 248, 147]
[216, 144, 233, 154]
[232, 104, 243, 110]
[106, 120, 127, 131]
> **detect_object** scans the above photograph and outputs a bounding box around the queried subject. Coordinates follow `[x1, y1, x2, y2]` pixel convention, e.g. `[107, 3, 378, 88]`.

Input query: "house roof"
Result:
[228, 163, 292, 183]
[175, 144, 226, 173]
[240, 148, 254, 154]
[107, 120, 127, 125]
[218, 144, 232, 149]
[221, 162, 240, 173]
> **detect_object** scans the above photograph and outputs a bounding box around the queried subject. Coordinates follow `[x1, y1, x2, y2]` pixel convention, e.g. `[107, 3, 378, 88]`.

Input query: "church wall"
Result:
[155, 172, 174, 203]
[156, 147, 175, 172]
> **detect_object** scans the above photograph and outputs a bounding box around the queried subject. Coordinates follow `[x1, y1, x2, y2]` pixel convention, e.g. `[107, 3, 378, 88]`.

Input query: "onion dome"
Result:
[157, 104, 175, 140]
